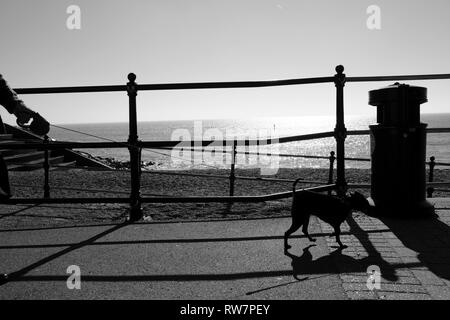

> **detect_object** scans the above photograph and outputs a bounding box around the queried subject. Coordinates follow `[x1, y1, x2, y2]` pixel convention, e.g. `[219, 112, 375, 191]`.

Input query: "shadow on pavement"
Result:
[0, 204, 41, 220]
[0, 228, 395, 250]
[7, 270, 297, 283]
[346, 215, 398, 281]
[379, 215, 450, 281]
[10, 214, 447, 285]
[286, 244, 398, 282]
[1, 221, 130, 285]
[284, 214, 401, 282]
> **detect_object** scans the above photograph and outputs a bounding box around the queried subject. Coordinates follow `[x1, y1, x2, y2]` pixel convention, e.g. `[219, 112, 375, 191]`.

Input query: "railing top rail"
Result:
[14, 76, 335, 95]
[425, 128, 450, 133]
[347, 73, 450, 83]
[347, 128, 450, 136]
[137, 76, 335, 91]
[14, 85, 127, 95]
[13, 72, 450, 95]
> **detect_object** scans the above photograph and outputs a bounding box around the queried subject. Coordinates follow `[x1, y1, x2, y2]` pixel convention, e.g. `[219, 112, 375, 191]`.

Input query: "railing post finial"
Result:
[127, 73, 137, 97]
[334, 65, 346, 87]
[128, 73, 137, 83]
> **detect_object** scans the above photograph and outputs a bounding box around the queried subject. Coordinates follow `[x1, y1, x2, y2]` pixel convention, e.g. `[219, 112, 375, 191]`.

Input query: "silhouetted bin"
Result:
[369, 83, 434, 217]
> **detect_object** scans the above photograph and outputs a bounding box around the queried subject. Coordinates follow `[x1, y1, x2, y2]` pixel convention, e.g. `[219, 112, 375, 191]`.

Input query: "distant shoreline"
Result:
[48, 112, 450, 126]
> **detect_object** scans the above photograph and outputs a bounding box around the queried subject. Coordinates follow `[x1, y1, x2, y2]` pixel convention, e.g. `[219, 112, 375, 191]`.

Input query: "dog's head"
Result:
[347, 191, 371, 213]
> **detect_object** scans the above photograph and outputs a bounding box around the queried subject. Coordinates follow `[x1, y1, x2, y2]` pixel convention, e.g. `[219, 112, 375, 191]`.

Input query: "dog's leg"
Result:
[302, 214, 316, 242]
[284, 222, 302, 253]
[333, 225, 347, 249]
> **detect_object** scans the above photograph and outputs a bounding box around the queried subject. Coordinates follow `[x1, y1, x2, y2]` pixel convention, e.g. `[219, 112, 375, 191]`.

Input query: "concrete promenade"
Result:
[0, 198, 449, 300]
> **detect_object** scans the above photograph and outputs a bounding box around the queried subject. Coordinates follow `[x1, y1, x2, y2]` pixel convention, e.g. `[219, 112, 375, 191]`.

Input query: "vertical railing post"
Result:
[333, 65, 347, 197]
[127, 73, 143, 221]
[427, 156, 435, 198]
[229, 140, 237, 197]
[328, 151, 336, 196]
[43, 135, 50, 199]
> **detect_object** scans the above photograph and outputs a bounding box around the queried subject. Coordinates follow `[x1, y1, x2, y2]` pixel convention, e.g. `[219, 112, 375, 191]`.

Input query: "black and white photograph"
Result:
[1, 0, 450, 310]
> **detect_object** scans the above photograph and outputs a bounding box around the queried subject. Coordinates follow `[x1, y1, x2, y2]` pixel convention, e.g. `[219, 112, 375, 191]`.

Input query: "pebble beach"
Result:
[1, 167, 449, 230]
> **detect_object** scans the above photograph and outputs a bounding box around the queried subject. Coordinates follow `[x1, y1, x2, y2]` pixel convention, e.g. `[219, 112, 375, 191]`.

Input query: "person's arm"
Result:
[0, 73, 26, 114]
[0, 74, 34, 124]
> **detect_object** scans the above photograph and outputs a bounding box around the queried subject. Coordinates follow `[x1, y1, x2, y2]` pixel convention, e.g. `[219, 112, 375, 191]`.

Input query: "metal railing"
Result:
[2, 65, 450, 221]
[426, 156, 450, 197]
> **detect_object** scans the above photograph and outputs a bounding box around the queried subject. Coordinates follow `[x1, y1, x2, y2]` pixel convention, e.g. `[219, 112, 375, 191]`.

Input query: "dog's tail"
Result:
[292, 177, 304, 194]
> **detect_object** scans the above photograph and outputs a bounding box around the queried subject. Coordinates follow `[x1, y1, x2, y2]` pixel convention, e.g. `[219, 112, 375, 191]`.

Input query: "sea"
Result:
[48, 113, 450, 170]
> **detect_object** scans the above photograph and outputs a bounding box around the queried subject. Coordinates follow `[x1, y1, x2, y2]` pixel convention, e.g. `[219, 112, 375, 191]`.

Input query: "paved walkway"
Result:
[0, 198, 449, 299]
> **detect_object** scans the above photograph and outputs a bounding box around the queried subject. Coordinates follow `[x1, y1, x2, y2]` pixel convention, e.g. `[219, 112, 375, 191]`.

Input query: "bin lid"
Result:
[369, 83, 427, 106]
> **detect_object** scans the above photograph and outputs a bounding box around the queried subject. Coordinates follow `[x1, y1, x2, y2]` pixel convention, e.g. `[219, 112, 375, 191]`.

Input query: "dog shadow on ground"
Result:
[285, 243, 398, 282]
[378, 214, 450, 281]
[284, 212, 401, 282]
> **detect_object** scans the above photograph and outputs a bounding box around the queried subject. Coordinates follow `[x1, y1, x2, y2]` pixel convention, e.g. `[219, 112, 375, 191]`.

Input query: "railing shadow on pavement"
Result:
[0, 204, 41, 221]
[0, 221, 130, 285]
[2, 225, 429, 285]
[0, 229, 393, 250]
[345, 215, 398, 281]
[5, 263, 427, 284]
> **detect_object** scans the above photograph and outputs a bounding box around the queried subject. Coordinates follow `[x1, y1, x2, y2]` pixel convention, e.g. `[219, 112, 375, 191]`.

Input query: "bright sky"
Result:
[1, 0, 449, 124]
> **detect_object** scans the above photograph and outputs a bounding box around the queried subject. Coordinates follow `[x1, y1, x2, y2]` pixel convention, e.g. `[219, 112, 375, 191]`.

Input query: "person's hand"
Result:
[13, 102, 35, 125]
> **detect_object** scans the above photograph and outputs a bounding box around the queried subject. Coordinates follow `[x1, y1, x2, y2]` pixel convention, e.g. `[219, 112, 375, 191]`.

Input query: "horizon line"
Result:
[50, 111, 449, 126]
